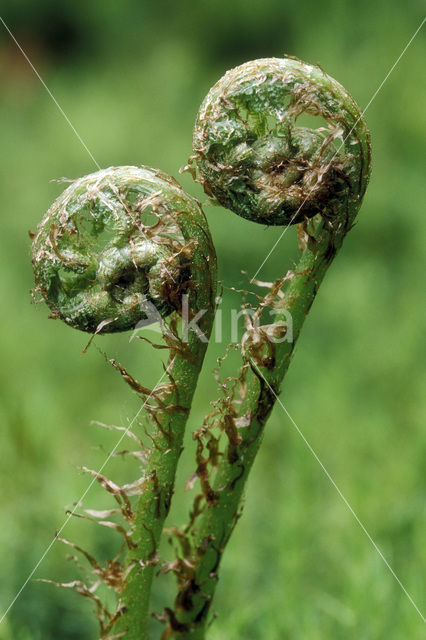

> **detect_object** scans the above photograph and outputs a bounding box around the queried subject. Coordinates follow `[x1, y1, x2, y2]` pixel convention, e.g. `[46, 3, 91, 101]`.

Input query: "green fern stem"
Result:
[169, 57, 371, 638]
[32, 166, 217, 639]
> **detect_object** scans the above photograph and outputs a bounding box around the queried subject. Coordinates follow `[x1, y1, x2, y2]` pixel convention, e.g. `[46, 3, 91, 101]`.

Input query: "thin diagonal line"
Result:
[252, 362, 426, 623]
[0, 364, 170, 625]
[0, 16, 101, 170]
[251, 16, 425, 282]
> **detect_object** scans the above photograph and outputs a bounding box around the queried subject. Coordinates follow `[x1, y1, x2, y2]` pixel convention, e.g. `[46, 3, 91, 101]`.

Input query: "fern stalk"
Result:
[168, 57, 371, 638]
[32, 165, 217, 639]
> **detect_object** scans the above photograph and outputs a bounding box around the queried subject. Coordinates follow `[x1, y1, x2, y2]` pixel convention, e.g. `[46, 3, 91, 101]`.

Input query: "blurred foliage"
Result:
[0, 1, 425, 638]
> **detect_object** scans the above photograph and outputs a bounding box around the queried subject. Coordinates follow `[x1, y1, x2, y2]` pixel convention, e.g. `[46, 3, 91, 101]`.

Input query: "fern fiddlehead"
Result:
[168, 57, 371, 638]
[193, 57, 368, 226]
[32, 165, 217, 639]
[32, 166, 200, 333]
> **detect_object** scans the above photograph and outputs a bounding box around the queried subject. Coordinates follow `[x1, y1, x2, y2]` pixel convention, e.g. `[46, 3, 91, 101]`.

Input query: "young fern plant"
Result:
[31, 57, 370, 639]
[32, 166, 217, 639]
[164, 57, 371, 638]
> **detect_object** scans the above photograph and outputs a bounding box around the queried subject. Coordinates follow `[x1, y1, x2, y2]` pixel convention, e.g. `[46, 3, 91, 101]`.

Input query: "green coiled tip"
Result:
[193, 57, 371, 226]
[32, 166, 211, 334]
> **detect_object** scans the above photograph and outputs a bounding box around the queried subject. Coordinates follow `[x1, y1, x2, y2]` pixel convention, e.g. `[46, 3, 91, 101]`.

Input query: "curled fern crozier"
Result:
[32, 165, 210, 333]
[193, 57, 370, 225]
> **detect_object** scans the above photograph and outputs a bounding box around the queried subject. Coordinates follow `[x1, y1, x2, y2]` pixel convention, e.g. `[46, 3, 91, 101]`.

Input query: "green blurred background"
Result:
[0, 1, 425, 638]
